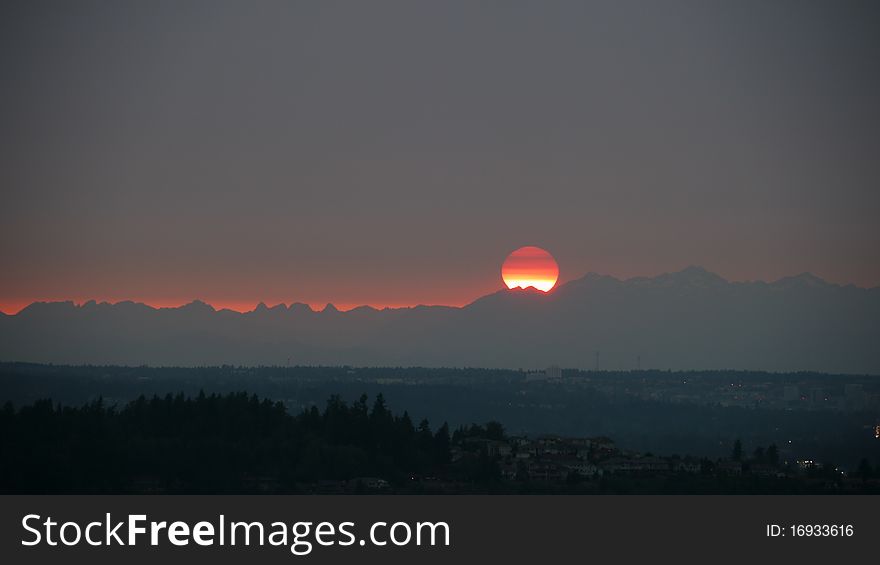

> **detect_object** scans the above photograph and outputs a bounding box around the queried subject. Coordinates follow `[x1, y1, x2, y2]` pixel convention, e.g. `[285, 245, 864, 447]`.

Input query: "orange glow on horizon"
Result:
[0, 298, 467, 315]
[501, 246, 559, 292]
[0, 249, 561, 314]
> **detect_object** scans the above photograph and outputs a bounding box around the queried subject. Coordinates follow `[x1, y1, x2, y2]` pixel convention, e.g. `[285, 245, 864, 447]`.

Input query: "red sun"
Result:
[501, 246, 559, 292]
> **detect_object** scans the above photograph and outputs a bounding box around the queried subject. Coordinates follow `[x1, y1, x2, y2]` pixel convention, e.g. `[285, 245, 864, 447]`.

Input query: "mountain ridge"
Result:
[6, 266, 875, 317]
[2, 267, 878, 373]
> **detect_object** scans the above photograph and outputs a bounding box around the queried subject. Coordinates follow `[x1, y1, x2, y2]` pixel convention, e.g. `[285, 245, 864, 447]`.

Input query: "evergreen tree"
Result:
[731, 439, 743, 461]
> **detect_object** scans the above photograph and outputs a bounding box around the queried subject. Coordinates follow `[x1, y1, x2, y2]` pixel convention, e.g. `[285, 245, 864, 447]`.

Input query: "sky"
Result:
[2, 1, 879, 313]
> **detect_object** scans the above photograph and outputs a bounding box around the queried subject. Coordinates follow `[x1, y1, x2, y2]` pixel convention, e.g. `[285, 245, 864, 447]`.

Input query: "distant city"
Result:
[2, 362, 878, 491]
[519, 366, 878, 412]
[3, 364, 878, 494]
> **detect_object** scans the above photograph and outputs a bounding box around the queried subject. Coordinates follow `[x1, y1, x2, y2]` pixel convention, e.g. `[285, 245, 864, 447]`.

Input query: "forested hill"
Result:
[0, 392, 453, 493]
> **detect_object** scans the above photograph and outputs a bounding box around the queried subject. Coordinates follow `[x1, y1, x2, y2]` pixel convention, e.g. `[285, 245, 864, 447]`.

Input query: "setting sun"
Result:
[501, 246, 559, 292]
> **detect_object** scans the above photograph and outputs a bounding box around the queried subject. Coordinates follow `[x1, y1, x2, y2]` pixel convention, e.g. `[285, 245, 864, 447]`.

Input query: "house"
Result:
[748, 463, 781, 477]
[500, 461, 519, 480]
[353, 477, 390, 490]
[672, 459, 702, 474]
[526, 461, 568, 482]
[560, 459, 601, 477]
[601, 457, 669, 474]
[716, 460, 743, 476]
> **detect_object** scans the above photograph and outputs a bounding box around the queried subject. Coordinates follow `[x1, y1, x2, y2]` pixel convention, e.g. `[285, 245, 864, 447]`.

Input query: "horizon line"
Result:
[1, 266, 872, 316]
[0, 359, 875, 377]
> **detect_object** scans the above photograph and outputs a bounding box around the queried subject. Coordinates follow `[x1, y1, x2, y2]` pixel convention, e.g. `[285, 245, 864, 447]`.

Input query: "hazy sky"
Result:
[2, 1, 879, 312]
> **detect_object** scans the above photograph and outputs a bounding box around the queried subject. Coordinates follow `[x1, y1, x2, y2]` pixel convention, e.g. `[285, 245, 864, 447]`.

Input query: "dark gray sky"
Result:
[2, 0, 878, 312]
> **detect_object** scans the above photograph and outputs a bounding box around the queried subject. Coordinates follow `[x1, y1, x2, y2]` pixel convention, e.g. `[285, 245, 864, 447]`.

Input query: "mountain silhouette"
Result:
[1, 267, 878, 373]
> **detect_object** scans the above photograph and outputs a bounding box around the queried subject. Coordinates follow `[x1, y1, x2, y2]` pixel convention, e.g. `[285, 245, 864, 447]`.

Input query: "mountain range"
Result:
[1, 267, 878, 373]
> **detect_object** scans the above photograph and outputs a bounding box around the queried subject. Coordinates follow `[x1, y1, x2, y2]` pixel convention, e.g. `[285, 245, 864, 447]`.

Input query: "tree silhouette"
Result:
[857, 458, 872, 482]
[731, 439, 743, 461]
[0, 392, 465, 493]
[434, 422, 451, 466]
[753, 446, 765, 463]
[766, 444, 779, 466]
